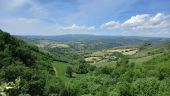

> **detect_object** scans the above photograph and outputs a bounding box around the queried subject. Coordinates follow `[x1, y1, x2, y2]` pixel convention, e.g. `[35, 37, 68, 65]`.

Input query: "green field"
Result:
[52, 61, 71, 80]
[129, 53, 163, 64]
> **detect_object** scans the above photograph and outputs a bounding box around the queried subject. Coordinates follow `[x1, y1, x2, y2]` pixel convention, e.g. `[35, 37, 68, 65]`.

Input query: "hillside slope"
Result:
[0, 30, 65, 96]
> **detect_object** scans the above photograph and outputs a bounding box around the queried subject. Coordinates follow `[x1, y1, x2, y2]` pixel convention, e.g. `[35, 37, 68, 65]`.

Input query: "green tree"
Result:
[66, 66, 73, 78]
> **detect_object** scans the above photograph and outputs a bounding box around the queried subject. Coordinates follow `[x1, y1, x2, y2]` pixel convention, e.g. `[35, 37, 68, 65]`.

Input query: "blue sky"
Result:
[0, 0, 170, 37]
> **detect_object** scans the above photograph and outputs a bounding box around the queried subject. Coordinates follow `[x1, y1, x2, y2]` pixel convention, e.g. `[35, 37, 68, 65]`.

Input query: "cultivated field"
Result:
[85, 47, 138, 65]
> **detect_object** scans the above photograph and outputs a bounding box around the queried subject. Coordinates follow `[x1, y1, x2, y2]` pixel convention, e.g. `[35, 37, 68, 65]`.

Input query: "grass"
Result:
[129, 53, 163, 64]
[52, 61, 87, 81]
[52, 61, 71, 80]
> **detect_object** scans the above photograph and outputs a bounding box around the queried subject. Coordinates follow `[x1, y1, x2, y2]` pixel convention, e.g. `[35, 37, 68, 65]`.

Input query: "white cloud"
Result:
[60, 24, 95, 31]
[101, 21, 120, 29]
[102, 13, 170, 30]
[101, 13, 170, 37]
[122, 14, 150, 27]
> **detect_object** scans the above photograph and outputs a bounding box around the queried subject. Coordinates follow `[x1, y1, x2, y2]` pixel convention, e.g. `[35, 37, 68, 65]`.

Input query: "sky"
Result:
[0, 0, 170, 37]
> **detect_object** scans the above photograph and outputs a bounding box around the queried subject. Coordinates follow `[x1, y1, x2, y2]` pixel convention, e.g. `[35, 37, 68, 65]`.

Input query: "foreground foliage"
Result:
[0, 30, 74, 96]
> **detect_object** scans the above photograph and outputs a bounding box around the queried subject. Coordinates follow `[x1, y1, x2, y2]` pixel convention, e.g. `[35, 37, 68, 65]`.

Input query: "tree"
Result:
[66, 66, 73, 78]
[132, 78, 160, 96]
[76, 64, 88, 74]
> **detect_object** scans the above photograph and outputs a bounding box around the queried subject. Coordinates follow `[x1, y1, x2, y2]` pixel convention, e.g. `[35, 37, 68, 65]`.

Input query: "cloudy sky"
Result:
[0, 0, 170, 37]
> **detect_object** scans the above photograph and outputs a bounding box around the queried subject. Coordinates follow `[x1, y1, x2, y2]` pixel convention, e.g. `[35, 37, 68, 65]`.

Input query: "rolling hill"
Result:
[1, 29, 170, 96]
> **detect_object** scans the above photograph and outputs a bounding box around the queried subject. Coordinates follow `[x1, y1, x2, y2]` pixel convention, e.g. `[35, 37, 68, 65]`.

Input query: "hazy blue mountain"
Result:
[16, 34, 170, 46]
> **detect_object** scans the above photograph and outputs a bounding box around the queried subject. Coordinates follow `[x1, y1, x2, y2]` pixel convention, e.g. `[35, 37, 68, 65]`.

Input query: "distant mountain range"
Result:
[15, 34, 170, 46]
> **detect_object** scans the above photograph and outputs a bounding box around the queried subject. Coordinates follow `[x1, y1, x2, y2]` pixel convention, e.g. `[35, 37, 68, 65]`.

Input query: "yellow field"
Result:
[88, 51, 106, 57]
[85, 47, 138, 65]
[106, 48, 138, 55]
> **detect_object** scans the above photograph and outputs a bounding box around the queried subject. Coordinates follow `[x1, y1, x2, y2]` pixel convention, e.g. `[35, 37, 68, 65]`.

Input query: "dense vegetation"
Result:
[67, 52, 170, 96]
[0, 30, 78, 96]
[1, 30, 170, 96]
[0, 30, 55, 95]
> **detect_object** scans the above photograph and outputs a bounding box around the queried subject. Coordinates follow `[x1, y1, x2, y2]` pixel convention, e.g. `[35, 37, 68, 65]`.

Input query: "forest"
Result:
[1, 29, 170, 96]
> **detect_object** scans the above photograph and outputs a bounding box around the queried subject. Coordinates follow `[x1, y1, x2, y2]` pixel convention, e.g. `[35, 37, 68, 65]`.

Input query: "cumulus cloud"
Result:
[102, 13, 170, 30]
[101, 21, 120, 29]
[101, 13, 170, 37]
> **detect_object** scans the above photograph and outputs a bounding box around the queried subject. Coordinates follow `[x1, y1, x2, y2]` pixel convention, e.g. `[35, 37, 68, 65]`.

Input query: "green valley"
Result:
[1, 29, 170, 96]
